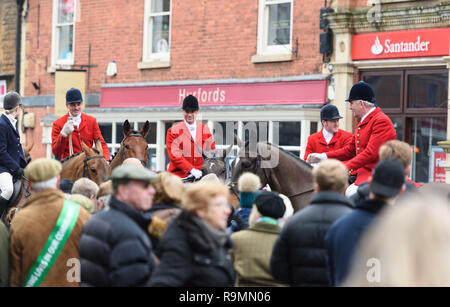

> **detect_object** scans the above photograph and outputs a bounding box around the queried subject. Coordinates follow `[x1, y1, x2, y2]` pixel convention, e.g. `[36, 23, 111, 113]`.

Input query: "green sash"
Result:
[24, 200, 81, 287]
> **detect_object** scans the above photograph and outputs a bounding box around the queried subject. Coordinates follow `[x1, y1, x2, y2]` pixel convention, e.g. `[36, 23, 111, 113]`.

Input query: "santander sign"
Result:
[352, 28, 450, 60]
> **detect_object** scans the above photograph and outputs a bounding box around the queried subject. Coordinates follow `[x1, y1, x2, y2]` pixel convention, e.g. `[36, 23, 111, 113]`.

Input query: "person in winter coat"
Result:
[270, 159, 354, 286]
[146, 171, 184, 255]
[304, 104, 352, 161]
[166, 95, 215, 179]
[52, 88, 110, 161]
[227, 172, 261, 234]
[308, 81, 396, 197]
[0, 221, 9, 287]
[9, 159, 91, 287]
[149, 181, 235, 287]
[78, 164, 158, 287]
[231, 191, 287, 287]
[351, 140, 419, 205]
[325, 159, 405, 286]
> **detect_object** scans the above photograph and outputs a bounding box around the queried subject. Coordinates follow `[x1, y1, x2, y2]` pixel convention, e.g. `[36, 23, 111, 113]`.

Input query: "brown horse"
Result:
[230, 140, 314, 212]
[110, 120, 150, 171]
[60, 139, 110, 185]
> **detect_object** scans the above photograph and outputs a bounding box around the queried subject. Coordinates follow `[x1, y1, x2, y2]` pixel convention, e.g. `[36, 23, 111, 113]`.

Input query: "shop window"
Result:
[407, 73, 448, 109]
[256, 0, 293, 56]
[98, 123, 112, 144]
[115, 122, 124, 145]
[212, 121, 238, 145]
[310, 121, 318, 134]
[52, 0, 76, 65]
[274, 121, 300, 146]
[243, 121, 269, 143]
[363, 74, 402, 110]
[142, 0, 171, 63]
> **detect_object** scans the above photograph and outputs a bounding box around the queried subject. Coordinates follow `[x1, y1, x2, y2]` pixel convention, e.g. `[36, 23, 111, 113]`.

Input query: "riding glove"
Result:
[190, 168, 203, 179]
[13, 168, 24, 180]
[61, 120, 75, 137]
[308, 153, 327, 163]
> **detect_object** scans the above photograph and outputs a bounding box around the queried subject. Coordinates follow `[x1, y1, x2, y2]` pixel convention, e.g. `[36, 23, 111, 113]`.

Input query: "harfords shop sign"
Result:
[352, 28, 450, 61]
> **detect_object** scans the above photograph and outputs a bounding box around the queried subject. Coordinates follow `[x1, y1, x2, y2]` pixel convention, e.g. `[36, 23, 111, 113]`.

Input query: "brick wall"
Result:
[24, 0, 325, 96]
[0, 0, 17, 90]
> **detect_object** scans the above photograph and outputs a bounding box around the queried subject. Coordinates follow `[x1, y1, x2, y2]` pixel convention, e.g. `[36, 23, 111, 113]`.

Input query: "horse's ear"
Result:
[95, 137, 103, 156]
[123, 120, 131, 137]
[80, 140, 90, 154]
[203, 149, 214, 159]
[234, 134, 244, 148]
[140, 121, 150, 138]
[25, 140, 34, 153]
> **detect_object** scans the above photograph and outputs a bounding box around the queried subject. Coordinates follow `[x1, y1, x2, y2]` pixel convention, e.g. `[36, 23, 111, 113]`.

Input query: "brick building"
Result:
[0, 0, 18, 102]
[21, 0, 333, 172]
[325, 0, 450, 183]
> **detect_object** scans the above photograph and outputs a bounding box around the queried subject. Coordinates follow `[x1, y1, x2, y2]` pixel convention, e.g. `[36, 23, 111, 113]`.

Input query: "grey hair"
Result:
[72, 177, 99, 199]
[31, 176, 58, 192]
[362, 100, 375, 108]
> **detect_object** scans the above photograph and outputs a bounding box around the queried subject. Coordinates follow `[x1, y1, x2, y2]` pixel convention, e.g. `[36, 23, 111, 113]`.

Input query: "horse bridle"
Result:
[83, 155, 105, 180]
[228, 144, 313, 201]
[121, 133, 147, 166]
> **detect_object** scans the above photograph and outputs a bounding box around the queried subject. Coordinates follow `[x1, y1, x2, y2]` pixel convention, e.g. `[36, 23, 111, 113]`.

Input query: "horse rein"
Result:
[83, 155, 106, 180]
[121, 133, 147, 166]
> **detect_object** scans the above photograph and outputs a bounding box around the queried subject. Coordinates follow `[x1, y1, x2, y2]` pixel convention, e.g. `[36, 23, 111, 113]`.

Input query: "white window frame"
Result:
[142, 0, 172, 63]
[51, 0, 76, 66]
[256, 0, 293, 56]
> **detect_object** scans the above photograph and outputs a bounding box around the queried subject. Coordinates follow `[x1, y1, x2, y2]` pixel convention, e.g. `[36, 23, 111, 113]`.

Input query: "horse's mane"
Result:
[61, 151, 84, 164]
[260, 142, 313, 169]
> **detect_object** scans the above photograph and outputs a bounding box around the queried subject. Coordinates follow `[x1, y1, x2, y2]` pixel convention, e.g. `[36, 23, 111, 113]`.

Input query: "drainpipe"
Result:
[15, 0, 25, 92]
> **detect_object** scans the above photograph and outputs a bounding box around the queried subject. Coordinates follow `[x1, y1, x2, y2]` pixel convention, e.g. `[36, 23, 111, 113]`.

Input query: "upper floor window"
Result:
[52, 0, 76, 66]
[143, 0, 171, 62]
[257, 0, 293, 55]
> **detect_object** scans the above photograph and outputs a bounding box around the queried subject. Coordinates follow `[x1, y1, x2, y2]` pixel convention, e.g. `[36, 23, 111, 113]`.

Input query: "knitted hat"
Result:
[59, 178, 74, 194]
[254, 191, 286, 219]
[238, 172, 261, 209]
[24, 158, 62, 183]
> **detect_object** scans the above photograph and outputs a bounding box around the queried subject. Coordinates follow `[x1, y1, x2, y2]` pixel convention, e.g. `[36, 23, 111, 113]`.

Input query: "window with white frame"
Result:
[257, 0, 293, 55]
[52, 0, 76, 65]
[143, 0, 171, 62]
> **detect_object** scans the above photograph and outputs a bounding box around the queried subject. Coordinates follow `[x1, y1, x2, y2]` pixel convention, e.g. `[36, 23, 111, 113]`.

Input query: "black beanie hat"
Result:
[254, 191, 286, 219]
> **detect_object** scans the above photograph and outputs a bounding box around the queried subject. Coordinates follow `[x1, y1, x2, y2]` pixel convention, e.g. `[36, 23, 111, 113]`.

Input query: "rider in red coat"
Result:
[304, 104, 352, 161]
[166, 95, 215, 179]
[52, 88, 110, 161]
[309, 82, 396, 188]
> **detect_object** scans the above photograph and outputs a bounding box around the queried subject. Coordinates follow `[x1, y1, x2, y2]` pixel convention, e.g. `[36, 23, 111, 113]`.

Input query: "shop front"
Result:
[87, 76, 328, 172]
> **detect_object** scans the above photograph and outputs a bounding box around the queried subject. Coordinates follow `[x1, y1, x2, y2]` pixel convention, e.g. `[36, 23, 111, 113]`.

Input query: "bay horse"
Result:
[230, 140, 314, 212]
[60, 139, 110, 185]
[110, 120, 150, 171]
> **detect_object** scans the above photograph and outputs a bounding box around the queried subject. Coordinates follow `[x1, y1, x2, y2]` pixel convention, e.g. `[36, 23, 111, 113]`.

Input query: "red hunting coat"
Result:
[52, 113, 110, 161]
[166, 121, 215, 178]
[303, 129, 353, 161]
[326, 107, 396, 185]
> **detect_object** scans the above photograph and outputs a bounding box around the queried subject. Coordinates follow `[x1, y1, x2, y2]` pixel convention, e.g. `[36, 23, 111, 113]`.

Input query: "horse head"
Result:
[122, 119, 149, 166]
[80, 139, 110, 185]
[201, 144, 233, 181]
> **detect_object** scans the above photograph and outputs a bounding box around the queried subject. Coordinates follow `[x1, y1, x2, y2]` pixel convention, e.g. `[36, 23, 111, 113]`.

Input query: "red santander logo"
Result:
[353, 28, 450, 60]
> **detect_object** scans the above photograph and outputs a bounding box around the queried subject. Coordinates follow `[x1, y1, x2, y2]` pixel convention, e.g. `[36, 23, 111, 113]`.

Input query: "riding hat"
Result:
[24, 158, 62, 183]
[182, 95, 199, 112]
[3, 91, 22, 110]
[320, 104, 343, 121]
[346, 81, 376, 104]
[66, 88, 83, 104]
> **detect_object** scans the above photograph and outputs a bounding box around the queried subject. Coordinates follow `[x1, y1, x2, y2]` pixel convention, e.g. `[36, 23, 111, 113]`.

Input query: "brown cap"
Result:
[24, 158, 62, 183]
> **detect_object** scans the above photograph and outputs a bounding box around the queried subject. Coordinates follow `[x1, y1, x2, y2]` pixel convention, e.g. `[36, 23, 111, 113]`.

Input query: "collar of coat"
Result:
[310, 191, 355, 209]
[355, 198, 388, 215]
[173, 121, 203, 145]
[22, 188, 65, 210]
[318, 128, 343, 145]
[176, 209, 233, 253]
[109, 196, 152, 230]
[247, 221, 280, 234]
[1, 114, 20, 137]
[358, 107, 381, 127]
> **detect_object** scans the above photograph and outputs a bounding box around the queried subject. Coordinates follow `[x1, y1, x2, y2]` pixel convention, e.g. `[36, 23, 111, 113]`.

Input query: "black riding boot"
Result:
[0, 196, 10, 221]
